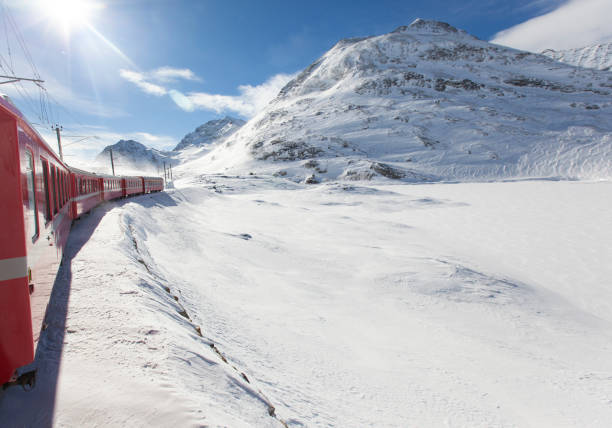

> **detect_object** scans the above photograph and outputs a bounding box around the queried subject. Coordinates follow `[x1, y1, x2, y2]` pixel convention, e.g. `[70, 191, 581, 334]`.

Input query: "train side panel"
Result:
[72, 172, 102, 218]
[102, 176, 123, 201]
[124, 177, 142, 197]
[19, 126, 72, 353]
[142, 177, 163, 194]
[0, 109, 32, 384]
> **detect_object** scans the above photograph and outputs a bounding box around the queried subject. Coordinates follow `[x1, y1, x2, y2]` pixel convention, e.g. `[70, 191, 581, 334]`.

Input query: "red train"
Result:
[0, 96, 164, 387]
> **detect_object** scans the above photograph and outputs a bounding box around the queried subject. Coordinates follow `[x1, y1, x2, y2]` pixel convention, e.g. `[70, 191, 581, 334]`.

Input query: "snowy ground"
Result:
[1, 176, 612, 427]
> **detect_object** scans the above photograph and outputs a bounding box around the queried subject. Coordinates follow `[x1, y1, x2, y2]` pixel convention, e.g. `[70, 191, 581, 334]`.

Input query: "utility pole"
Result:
[169, 163, 173, 180]
[54, 125, 64, 162]
[163, 161, 167, 186]
[109, 149, 115, 176]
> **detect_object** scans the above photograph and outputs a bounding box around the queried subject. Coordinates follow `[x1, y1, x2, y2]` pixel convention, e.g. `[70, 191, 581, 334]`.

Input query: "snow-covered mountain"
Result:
[95, 139, 173, 175]
[542, 43, 612, 71]
[173, 116, 245, 151]
[183, 19, 611, 182]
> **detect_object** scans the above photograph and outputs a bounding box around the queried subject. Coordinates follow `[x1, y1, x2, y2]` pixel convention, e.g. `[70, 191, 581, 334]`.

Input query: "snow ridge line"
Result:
[125, 222, 290, 427]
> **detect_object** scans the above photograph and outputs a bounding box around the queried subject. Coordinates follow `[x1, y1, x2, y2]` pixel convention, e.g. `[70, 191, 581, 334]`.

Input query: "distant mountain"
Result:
[173, 116, 245, 151]
[185, 19, 611, 182]
[95, 139, 174, 175]
[542, 43, 612, 71]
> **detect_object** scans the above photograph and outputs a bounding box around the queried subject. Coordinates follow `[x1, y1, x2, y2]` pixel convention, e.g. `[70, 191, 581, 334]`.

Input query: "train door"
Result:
[23, 150, 39, 242]
[40, 159, 51, 223]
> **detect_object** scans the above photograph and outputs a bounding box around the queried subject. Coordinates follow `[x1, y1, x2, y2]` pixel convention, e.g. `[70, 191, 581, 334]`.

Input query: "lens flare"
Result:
[39, 0, 103, 34]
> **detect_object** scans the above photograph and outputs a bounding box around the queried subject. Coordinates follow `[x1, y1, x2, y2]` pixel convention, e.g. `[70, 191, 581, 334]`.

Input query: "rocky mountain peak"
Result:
[174, 116, 245, 151]
[105, 139, 146, 152]
[186, 21, 612, 184]
[404, 18, 459, 34]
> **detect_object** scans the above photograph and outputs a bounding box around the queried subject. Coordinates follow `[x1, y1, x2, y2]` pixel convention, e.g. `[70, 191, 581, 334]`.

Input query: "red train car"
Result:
[143, 176, 163, 193]
[0, 96, 72, 385]
[70, 168, 103, 219]
[101, 175, 123, 201]
[123, 176, 143, 197]
[0, 95, 165, 386]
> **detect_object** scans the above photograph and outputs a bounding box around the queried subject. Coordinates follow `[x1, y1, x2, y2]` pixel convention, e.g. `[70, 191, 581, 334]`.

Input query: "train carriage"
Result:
[70, 168, 103, 219]
[123, 177, 143, 197]
[101, 175, 123, 201]
[143, 176, 163, 194]
[0, 96, 72, 385]
[0, 94, 165, 386]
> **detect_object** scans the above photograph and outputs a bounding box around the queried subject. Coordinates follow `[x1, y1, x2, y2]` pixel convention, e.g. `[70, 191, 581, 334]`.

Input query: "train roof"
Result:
[0, 95, 67, 168]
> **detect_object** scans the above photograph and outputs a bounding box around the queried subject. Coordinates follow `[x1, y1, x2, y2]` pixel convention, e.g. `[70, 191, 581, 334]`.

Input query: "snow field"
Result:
[1, 177, 611, 427]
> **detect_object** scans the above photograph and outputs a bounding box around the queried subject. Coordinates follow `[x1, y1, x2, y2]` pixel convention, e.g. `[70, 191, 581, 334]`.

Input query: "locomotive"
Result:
[0, 95, 164, 387]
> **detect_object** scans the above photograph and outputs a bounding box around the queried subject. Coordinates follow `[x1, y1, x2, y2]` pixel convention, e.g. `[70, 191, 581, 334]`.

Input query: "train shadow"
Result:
[0, 191, 178, 425]
[0, 202, 110, 426]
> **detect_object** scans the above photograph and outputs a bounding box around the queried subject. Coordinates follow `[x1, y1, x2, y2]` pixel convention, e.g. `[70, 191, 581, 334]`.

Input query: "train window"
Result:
[59, 173, 63, 205]
[50, 166, 58, 215]
[54, 167, 60, 211]
[59, 172, 64, 207]
[63, 173, 67, 204]
[41, 159, 51, 221]
[25, 151, 39, 240]
[62, 173, 66, 205]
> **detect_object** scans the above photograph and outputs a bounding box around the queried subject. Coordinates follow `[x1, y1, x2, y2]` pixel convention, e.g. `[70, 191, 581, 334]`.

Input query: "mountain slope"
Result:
[94, 139, 172, 175]
[183, 19, 612, 182]
[173, 116, 245, 151]
[542, 43, 612, 71]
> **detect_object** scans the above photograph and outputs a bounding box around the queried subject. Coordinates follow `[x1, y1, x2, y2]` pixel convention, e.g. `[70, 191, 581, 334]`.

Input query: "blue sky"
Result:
[1, 0, 610, 166]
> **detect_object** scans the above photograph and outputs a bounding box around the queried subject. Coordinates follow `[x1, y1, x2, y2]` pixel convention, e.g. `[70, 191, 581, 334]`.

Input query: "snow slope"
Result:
[542, 43, 612, 71]
[2, 176, 611, 426]
[173, 116, 245, 151]
[184, 19, 612, 183]
[94, 139, 173, 176]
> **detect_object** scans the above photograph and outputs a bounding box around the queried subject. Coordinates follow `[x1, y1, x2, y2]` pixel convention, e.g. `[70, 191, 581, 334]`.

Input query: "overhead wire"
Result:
[0, 1, 101, 154]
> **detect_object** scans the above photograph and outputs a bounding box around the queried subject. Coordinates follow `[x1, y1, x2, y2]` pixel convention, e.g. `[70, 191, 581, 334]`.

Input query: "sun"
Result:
[39, 0, 103, 34]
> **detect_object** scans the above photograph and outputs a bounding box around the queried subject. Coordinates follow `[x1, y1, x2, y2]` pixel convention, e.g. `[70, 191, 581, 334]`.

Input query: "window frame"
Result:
[24, 149, 39, 241]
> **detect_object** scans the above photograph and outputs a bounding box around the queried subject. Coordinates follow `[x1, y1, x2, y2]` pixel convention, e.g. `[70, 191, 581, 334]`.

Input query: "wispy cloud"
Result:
[120, 66, 296, 118]
[119, 69, 168, 96]
[173, 72, 297, 117]
[119, 66, 202, 97]
[491, 0, 612, 52]
[151, 67, 201, 83]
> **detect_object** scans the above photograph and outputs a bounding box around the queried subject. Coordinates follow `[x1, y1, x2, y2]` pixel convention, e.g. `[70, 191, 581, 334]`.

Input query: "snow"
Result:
[2, 18, 612, 427]
[542, 43, 612, 71]
[2, 175, 611, 426]
[186, 20, 612, 183]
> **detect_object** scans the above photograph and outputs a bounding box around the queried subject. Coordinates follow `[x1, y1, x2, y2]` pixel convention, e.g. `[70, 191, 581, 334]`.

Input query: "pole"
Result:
[170, 163, 173, 180]
[110, 149, 115, 176]
[163, 161, 167, 186]
[54, 125, 64, 162]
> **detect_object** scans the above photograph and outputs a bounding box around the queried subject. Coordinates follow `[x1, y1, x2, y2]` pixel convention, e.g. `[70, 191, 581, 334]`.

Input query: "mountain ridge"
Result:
[542, 42, 612, 71]
[173, 116, 245, 151]
[180, 19, 611, 183]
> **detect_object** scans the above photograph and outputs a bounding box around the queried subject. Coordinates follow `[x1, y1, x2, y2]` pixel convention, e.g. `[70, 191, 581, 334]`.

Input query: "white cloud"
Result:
[119, 69, 167, 96]
[119, 65, 296, 118]
[491, 0, 612, 52]
[119, 66, 201, 96]
[176, 72, 297, 118]
[152, 67, 201, 82]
